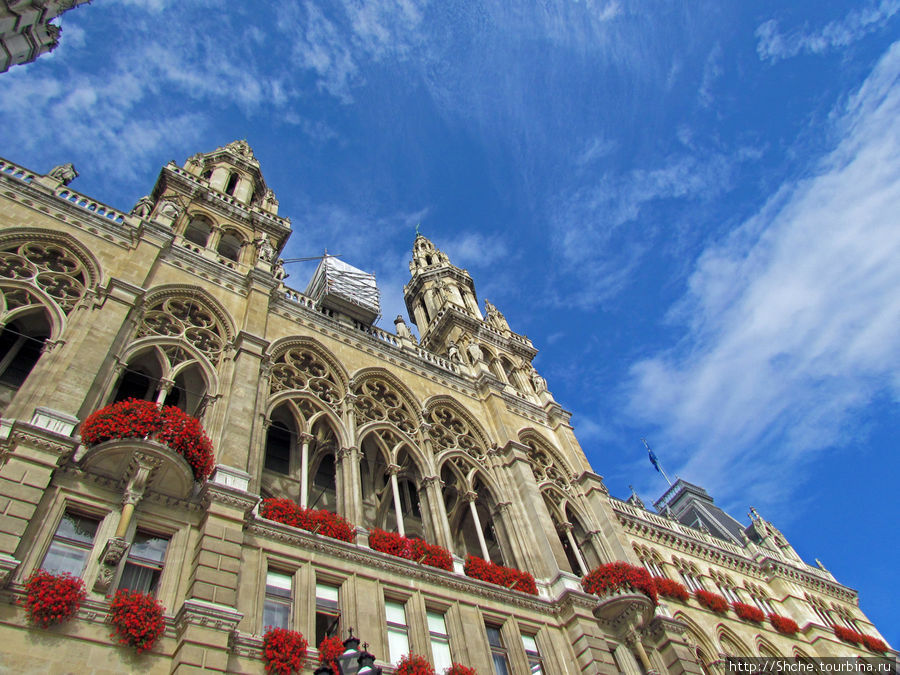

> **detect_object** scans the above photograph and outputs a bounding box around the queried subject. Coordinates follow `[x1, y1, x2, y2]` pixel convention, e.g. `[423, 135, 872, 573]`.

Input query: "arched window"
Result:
[0, 312, 51, 411]
[183, 215, 213, 247]
[201, 169, 212, 181]
[216, 231, 243, 262]
[163, 362, 208, 417]
[224, 172, 239, 196]
[265, 404, 296, 475]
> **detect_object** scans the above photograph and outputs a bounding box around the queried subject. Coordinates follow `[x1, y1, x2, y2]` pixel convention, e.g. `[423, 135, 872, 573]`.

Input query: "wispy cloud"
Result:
[626, 41, 900, 505]
[756, 0, 900, 63]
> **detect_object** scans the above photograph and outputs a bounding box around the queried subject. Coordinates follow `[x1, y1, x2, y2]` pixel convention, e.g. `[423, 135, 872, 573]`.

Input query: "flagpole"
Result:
[642, 438, 672, 486]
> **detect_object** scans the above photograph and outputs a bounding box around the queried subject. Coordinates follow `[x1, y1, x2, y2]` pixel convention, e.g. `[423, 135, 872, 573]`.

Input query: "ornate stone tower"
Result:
[0, 0, 91, 73]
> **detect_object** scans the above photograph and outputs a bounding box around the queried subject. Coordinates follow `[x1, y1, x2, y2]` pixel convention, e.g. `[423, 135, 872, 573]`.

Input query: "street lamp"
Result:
[315, 628, 382, 675]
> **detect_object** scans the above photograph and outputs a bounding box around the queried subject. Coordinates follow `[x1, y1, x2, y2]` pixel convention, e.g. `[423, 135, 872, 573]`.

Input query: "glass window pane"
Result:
[427, 611, 447, 634]
[42, 541, 89, 576]
[316, 582, 339, 605]
[385, 600, 406, 624]
[264, 598, 291, 630]
[528, 658, 544, 674]
[119, 562, 161, 594]
[492, 653, 510, 675]
[387, 626, 409, 663]
[432, 637, 452, 672]
[522, 635, 538, 653]
[129, 532, 168, 562]
[56, 513, 99, 543]
[486, 626, 503, 648]
[267, 570, 293, 596]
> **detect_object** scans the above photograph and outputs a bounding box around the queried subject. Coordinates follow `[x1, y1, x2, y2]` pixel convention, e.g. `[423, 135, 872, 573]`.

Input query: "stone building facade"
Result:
[0, 144, 892, 673]
[0, 0, 90, 73]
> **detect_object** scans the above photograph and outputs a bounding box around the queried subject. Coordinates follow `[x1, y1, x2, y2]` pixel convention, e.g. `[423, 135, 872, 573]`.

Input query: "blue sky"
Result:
[2, 0, 898, 643]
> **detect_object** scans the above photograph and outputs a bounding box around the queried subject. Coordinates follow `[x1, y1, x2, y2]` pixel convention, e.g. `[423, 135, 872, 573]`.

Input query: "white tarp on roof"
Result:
[304, 255, 380, 324]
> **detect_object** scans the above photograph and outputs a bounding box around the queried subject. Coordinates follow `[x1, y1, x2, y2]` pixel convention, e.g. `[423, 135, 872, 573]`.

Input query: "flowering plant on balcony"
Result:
[318, 635, 345, 673]
[731, 602, 765, 623]
[694, 590, 729, 614]
[368, 528, 453, 571]
[444, 665, 478, 675]
[22, 570, 86, 628]
[108, 589, 166, 654]
[262, 627, 308, 674]
[652, 576, 689, 602]
[832, 625, 862, 644]
[81, 398, 215, 480]
[395, 653, 436, 675]
[768, 613, 799, 635]
[859, 634, 889, 653]
[581, 562, 658, 605]
[464, 555, 538, 595]
[260, 498, 355, 542]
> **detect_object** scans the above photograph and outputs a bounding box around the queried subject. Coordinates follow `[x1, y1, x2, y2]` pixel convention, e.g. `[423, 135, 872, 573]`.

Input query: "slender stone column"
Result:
[387, 464, 405, 536]
[155, 378, 175, 405]
[338, 446, 362, 524]
[561, 521, 589, 576]
[299, 432, 314, 508]
[422, 475, 453, 549]
[626, 629, 657, 675]
[464, 491, 490, 561]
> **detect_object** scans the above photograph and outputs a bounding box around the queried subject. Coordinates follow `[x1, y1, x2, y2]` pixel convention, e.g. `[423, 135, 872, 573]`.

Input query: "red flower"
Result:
[260, 499, 355, 542]
[108, 589, 166, 654]
[263, 628, 308, 675]
[368, 528, 453, 571]
[581, 562, 658, 605]
[694, 590, 729, 614]
[859, 634, 889, 653]
[463, 555, 538, 595]
[81, 399, 215, 480]
[652, 576, 689, 602]
[22, 570, 85, 628]
[444, 664, 478, 675]
[732, 602, 765, 623]
[832, 625, 862, 644]
[395, 653, 436, 675]
[318, 635, 345, 673]
[768, 613, 799, 635]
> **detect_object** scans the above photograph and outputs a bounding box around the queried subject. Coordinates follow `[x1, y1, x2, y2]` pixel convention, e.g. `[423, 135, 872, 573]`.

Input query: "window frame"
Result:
[485, 622, 511, 675]
[262, 568, 294, 631]
[426, 608, 453, 672]
[315, 580, 342, 646]
[384, 596, 411, 665]
[522, 632, 545, 674]
[40, 509, 103, 578]
[117, 528, 171, 597]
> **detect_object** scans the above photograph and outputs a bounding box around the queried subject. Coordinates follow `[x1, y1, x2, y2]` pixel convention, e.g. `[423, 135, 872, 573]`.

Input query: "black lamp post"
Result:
[315, 629, 383, 675]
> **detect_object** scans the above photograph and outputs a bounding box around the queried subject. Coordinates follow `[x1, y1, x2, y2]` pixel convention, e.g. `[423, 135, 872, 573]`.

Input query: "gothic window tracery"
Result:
[352, 376, 417, 435]
[269, 345, 343, 411]
[520, 433, 572, 489]
[424, 401, 487, 459]
[137, 294, 228, 367]
[0, 241, 88, 314]
[440, 456, 506, 565]
[111, 345, 211, 417]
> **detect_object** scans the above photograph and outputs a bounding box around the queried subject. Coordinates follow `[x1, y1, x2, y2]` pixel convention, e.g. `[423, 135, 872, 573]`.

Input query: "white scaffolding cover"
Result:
[304, 256, 381, 325]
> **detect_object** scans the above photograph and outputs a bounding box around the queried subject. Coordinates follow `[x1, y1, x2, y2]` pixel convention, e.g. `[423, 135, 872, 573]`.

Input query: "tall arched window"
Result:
[0, 312, 51, 411]
[183, 215, 213, 247]
[265, 404, 296, 475]
[216, 231, 243, 262]
[224, 172, 239, 196]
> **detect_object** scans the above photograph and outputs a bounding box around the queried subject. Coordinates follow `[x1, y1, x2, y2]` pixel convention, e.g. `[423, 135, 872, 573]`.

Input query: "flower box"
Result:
[581, 562, 658, 605]
[108, 589, 166, 654]
[732, 602, 765, 623]
[832, 625, 862, 644]
[81, 399, 215, 480]
[368, 528, 453, 571]
[464, 555, 538, 595]
[260, 498, 355, 542]
[694, 590, 729, 614]
[768, 613, 799, 635]
[318, 635, 345, 673]
[652, 576, 689, 602]
[859, 634, 889, 653]
[263, 627, 308, 674]
[396, 653, 436, 675]
[23, 570, 86, 628]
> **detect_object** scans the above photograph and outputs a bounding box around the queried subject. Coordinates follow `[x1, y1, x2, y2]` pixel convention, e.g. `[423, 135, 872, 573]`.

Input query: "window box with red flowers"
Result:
[263, 627, 308, 675]
[395, 653, 436, 675]
[317, 635, 345, 673]
[22, 570, 86, 628]
[768, 613, 799, 635]
[81, 398, 215, 481]
[445, 665, 478, 675]
[368, 528, 453, 571]
[260, 498, 355, 543]
[859, 634, 889, 653]
[108, 589, 166, 654]
[463, 555, 538, 595]
[652, 576, 689, 602]
[732, 602, 765, 623]
[581, 562, 659, 605]
[694, 590, 729, 614]
[832, 625, 862, 644]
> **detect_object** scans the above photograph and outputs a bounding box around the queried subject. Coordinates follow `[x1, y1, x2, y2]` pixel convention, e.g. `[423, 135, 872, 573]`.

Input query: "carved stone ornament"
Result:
[156, 198, 181, 221]
[137, 294, 228, 366]
[225, 139, 254, 159]
[47, 163, 78, 185]
[93, 537, 131, 593]
[255, 234, 276, 263]
[0, 241, 89, 314]
[130, 195, 154, 218]
[425, 403, 486, 459]
[0, 554, 21, 588]
[352, 378, 416, 434]
[268, 346, 341, 409]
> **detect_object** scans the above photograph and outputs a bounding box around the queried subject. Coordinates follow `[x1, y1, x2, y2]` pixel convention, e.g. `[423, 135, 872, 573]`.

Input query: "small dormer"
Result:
[182, 140, 279, 215]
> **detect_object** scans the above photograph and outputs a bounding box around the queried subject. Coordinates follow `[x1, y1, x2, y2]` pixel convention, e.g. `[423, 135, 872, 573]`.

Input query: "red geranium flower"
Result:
[694, 590, 729, 614]
[108, 589, 166, 654]
[768, 613, 799, 635]
[260, 498, 355, 543]
[395, 653, 436, 675]
[445, 664, 478, 675]
[263, 627, 308, 675]
[732, 602, 765, 623]
[368, 528, 453, 571]
[318, 634, 345, 673]
[653, 576, 689, 602]
[581, 562, 658, 605]
[22, 570, 86, 628]
[463, 555, 538, 595]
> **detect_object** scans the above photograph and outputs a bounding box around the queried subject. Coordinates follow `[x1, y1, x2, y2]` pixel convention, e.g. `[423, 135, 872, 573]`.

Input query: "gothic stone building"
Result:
[0, 144, 891, 674]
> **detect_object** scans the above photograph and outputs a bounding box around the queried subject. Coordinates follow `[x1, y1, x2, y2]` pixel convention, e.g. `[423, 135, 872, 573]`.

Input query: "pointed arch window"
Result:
[183, 215, 213, 247]
[0, 312, 51, 407]
[224, 172, 239, 196]
[216, 231, 243, 262]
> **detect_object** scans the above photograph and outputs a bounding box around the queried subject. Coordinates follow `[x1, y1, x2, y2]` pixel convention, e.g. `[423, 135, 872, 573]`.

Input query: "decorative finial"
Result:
[415, 222, 421, 235]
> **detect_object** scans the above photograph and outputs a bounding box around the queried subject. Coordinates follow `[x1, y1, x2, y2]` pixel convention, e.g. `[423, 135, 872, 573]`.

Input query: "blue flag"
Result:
[648, 449, 660, 472]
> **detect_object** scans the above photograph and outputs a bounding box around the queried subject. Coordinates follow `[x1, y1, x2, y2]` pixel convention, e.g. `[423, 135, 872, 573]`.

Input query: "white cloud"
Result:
[756, 0, 900, 63]
[626, 41, 900, 504]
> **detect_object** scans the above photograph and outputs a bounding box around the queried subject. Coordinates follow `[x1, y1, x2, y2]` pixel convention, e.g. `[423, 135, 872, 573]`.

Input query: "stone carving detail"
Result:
[352, 378, 416, 435]
[425, 403, 485, 459]
[137, 295, 227, 365]
[269, 347, 341, 409]
[93, 537, 131, 593]
[131, 195, 154, 218]
[47, 163, 78, 185]
[225, 139, 254, 159]
[523, 437, 569, 488]
[0, 242, 88, 314]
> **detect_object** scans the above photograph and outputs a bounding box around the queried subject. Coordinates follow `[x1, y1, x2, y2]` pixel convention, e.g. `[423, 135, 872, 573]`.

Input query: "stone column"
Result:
[464, 491, 490, 561]
[387, 463, 405, 536]
[561, 521, 590, 576]
[299, 432, 314, 508]
[155, 378, 175, 405]
[338, 446, 362, 525]
[421, 475, 453, 550]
